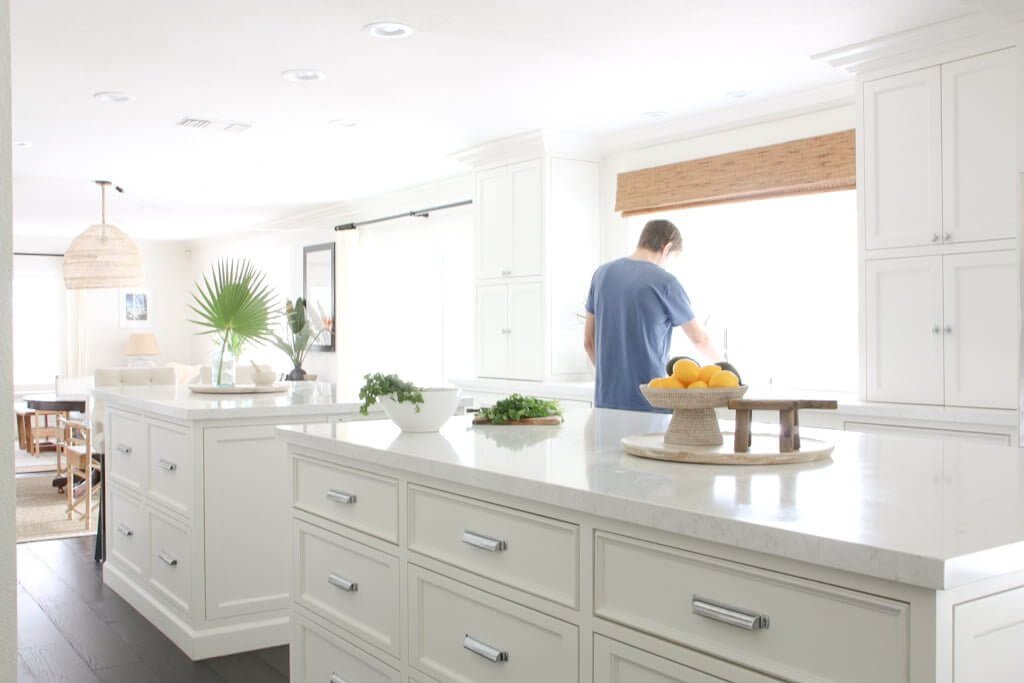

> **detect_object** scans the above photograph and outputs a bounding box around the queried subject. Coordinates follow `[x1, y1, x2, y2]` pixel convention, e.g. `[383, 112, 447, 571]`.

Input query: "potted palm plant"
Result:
[270, 298, 327, 381]
[189, 259, 276, 386]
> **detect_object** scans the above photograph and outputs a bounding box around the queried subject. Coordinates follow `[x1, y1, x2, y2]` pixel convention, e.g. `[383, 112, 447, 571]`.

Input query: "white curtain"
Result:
[64, 288, 88, 377]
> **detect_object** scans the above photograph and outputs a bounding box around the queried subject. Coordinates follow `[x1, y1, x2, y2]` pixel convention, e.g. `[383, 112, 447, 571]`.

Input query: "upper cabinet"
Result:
[941, 49, 1018, 245]
[477, 160, 544, 280]
[863, 67, 942, 249]
[863, 48, 1018, 250]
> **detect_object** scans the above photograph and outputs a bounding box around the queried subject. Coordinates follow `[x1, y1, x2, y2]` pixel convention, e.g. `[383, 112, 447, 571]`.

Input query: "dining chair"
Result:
[29, 409, 66, 457]
[58, 417, 101, 528]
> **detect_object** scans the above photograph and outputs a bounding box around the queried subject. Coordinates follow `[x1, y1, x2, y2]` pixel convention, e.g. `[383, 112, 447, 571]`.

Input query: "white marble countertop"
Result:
[278, 407, 1024, 590]
[94, 383, 377, 421]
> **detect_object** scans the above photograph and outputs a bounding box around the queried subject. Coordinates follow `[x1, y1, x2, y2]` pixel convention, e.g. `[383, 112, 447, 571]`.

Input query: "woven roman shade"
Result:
[615, 130, 856, 216]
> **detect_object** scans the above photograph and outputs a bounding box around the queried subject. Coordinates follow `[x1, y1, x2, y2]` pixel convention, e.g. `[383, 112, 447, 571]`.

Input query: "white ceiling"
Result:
[12, 0, 974, 241]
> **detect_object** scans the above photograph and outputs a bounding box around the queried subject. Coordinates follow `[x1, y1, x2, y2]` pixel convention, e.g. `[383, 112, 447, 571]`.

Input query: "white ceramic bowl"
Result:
[380, 388, 461, 433]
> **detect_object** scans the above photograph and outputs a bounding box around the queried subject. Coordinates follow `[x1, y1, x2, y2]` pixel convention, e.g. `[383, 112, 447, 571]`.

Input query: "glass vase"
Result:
[211, 346, 236, 387]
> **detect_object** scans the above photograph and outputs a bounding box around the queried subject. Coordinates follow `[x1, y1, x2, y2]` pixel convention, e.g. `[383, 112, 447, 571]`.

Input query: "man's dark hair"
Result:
[637, 219, 683, 253]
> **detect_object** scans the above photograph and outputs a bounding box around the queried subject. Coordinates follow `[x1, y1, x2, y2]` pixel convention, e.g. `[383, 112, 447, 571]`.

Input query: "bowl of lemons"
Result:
[639, 358, 747, 446]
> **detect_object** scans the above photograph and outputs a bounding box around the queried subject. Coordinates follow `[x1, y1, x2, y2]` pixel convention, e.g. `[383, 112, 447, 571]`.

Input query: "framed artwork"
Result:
[119, 289, 151, 328]
[303, 242, 335, 352]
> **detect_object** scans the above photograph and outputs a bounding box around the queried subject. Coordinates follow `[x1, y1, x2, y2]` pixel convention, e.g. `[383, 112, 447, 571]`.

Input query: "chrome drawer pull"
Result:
[326, 489, 357, 505]
[692, 597, 769, 631]
[329, 674, 348, 683]
[327, 573, 358, 592]
[116, 444, 133, 455]
[158, 459, 177, 472]
[463, 634, 508, 662]
[158, 551, 178, 568]
[117, 524, 133, 537]
[462, 530, 507, 552]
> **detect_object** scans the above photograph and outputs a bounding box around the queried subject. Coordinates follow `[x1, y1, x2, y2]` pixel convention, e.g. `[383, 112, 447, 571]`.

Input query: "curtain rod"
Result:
[333, 199, 472, 231]
[15, 251, 64, 257]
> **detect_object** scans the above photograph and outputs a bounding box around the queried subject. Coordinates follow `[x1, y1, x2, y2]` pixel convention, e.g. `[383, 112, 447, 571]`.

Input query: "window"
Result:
[13, 255, 66, 388]
[628, 190, 857, 394]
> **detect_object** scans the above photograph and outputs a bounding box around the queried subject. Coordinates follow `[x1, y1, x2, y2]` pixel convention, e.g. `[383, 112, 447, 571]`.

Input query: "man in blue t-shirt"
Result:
[585, 219, 721, 411]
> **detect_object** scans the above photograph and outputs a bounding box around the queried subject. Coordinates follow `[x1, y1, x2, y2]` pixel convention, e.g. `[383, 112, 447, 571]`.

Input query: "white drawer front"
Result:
[107, 411, 147, 491]
[294, 454, 399, 544]
[408, 565, 578, 683]
[594, 634, 735, 683]
[149, 511, 190, 615]
[107, 488, 148, 582]
[594, 532, 908, 683]
[408, 485, 578, 607]
[292, 615, 400, 683]
[148, 421, 192, 517]
[294, 521, 401, 657]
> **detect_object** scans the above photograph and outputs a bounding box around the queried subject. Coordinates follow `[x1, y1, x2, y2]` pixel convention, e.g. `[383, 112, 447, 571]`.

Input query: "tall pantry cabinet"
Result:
[470, 147, 600, 381]
[862, 48, 1019, 409]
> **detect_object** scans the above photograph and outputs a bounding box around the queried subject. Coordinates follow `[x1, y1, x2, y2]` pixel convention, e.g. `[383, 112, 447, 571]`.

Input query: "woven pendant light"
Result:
[63, 180, 144, 289]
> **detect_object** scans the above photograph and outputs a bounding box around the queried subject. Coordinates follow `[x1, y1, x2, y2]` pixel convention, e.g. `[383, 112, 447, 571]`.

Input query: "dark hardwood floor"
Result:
[17, 536, 289, 682]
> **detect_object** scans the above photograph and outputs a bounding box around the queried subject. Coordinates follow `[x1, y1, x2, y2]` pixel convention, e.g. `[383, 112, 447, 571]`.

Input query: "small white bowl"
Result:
[380, 388, 461, 433]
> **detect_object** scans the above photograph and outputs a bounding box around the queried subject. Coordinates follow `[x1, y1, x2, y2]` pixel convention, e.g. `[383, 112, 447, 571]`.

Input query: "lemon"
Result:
[709, 370, 740, 388]
[671, 358, 701, 385]
[686, 380, 709, 389]
[698, 365, 722, 383]
[649, 376, 684, 389]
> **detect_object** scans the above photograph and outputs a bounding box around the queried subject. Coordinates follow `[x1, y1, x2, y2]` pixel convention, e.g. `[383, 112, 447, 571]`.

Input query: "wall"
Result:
[598, 104, 857, 261]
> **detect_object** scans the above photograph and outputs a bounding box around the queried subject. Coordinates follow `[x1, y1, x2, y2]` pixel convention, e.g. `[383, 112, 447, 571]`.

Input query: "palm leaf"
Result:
[189, 259, 277, 346]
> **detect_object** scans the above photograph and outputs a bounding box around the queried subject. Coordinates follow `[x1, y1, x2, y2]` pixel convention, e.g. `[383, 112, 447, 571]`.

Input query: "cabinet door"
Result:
[942, 49, 1018, 244]
[594, 635, 736, 683]
[507, 281, 545, 380]
[509, 159, 544, 278]
[477, 284, 509, 378]
[477, 167, 512, 280]
[863, 67, 942, 249]
[943, 251, 1019, 409]
[865, 256, 944, 404]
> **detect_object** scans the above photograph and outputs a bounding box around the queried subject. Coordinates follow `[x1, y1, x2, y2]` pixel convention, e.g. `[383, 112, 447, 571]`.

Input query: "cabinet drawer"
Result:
[408, 565, 578, 683]
[107, 411, 147, 491]
[294, 455, 399, 544]
[107, 488, 148, 582]
[408, 485, 578, 607]
[594, 532, 908, 683]
[148, 420, 192, 517]
[594, 634, 751, 683]
[149, 511, 190, 615]
[294, 521, 401, 658]
[292, 615, 400, 683]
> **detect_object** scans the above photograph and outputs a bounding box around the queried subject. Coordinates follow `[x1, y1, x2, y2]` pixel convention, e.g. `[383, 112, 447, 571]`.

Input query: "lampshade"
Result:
[124, 332, 160, 357]
[63, 180, 144, 289]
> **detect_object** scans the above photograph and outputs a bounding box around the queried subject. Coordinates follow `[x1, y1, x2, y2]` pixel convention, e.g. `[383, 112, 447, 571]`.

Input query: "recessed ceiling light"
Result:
[281, 68, 326, 82]
[328, 119, 358, 128]
[14, 140, 31, 148]
[364, 22, 414, 39]
[726, 90, 752, 99]
[93, 91, 135, 103]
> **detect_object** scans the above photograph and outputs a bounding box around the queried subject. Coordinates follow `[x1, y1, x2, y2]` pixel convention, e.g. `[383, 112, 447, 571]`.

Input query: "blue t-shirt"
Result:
[586, 258, 694, 411]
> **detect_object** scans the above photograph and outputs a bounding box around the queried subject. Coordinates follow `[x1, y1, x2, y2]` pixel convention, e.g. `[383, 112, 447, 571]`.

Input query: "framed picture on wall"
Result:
[119, 289, 151, 328]
[303, 242, 335, 352]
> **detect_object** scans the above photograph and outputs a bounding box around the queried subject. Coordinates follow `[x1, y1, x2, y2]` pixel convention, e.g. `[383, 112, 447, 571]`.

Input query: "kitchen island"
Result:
[278, 407, 1024, 683]
[96, 383, 389, 659]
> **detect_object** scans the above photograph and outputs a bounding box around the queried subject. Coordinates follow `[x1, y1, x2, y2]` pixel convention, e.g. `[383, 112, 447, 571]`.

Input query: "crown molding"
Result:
[813, 10, 1017, 75]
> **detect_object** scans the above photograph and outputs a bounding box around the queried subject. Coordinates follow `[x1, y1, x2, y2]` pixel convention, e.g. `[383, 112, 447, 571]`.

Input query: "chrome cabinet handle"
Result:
[944, 325, 953, 334]
[692, 597, 769, 631]
[327, 573, 358, 592]
[326, 489, 357, 505]
[932, 325, 941, 335]
[463, 634, 508, 662]
[931, 234, 940, 243]
[158, 459, 177, 472]
[462, 530, 508, 552]
[117, 524, 133, 537]
[501, 270, 512, 277]
[116, 444, 132, 455]
[329, 674, 348, 683]
[944, 232, 952, 241]
[158, 551, 178, 567]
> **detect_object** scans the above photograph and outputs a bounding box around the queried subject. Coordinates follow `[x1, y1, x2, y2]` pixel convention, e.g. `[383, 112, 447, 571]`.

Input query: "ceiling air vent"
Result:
[177, 118, 212, 129]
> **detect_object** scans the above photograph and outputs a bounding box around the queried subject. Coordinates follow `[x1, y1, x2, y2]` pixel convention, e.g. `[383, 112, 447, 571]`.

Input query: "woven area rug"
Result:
[14, 444, 58, 474]
[16, 473, 97, 543]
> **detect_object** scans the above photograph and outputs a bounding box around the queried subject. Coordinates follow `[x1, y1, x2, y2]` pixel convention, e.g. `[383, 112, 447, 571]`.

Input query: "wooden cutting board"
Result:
[472, 416, 564, 426]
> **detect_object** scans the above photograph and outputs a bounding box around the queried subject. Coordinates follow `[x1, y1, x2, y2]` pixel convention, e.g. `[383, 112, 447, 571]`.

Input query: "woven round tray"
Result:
[622, 432, 833, 465]
[639, 384, 748, 447]
[188, 383, 288, 395]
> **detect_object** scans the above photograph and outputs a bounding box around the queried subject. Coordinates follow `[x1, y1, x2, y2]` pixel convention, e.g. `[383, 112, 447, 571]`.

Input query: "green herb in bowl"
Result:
[359, 373, 424, 416]
[475, 394, 563, 425]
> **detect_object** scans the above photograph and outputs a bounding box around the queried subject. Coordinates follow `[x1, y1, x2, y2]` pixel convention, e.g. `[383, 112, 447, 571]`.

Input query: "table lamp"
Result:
[124, 332, 160, 367]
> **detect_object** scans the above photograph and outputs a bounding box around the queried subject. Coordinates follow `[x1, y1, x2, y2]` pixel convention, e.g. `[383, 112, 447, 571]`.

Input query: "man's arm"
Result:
[584, 313, 596, 366]
[680, 319, 722, 363]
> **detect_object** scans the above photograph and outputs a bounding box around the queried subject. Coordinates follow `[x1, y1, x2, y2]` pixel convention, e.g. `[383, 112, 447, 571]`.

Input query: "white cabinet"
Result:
[954, 586, 1024, 683]
[943, 250, 1019, 409]
[863, 67, 942, 249]
[865, 251, 1018, 409]
[477, 160, 543, 280]
[476, 281, 544, 380]
[865, 256, 945, 404]
[941, 49, 1018, 244]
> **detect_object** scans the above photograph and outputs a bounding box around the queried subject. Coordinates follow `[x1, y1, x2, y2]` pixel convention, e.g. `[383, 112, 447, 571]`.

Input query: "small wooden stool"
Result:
[728, 399, 838, 454]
